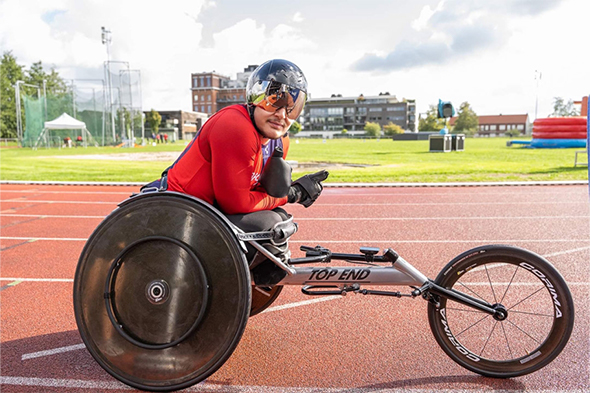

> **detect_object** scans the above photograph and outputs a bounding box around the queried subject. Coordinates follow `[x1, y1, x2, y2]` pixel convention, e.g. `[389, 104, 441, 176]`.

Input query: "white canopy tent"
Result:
[34, 113, 98, 149]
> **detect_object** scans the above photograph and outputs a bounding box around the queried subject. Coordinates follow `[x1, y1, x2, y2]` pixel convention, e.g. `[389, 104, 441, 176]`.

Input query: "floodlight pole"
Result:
[102, 26, 116, 143]
[534, 70, 542, 120]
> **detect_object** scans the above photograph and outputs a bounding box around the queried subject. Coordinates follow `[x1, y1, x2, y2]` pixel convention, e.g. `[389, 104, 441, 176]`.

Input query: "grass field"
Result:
[0, 137, 587, 183]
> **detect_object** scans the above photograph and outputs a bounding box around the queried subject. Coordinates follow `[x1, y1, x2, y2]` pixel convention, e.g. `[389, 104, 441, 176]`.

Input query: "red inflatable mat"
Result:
[532, 131, 587, 139]
[534, 117, 587, 126]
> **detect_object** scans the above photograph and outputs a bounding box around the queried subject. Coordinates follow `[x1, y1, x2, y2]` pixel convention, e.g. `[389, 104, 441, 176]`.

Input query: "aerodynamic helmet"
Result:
[246, 59, 308, 120]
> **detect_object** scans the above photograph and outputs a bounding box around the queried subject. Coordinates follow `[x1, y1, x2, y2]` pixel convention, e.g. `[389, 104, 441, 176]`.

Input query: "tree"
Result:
[1, 51, 25, 139]
[551, 97, 579, 117]
[290, 120, 302, 135]
[505, 129, 521, 138]
[146, 109, 162, 135]
[383, 122, 404, 135]
[25, 61, 68, 96]
[453, 101, 478, 136]
[418, 105, 445, 132]
[364, 121, 381, 137]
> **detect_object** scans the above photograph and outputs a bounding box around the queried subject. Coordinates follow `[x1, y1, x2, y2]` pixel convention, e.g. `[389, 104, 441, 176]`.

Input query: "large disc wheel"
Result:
[73, 193, 251, 392]
[250, 285, 283, 316]
[427, 245, 574, 378]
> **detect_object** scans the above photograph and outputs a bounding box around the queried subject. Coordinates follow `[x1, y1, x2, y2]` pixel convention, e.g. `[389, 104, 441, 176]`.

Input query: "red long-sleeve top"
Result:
[166, 105, 289, 215]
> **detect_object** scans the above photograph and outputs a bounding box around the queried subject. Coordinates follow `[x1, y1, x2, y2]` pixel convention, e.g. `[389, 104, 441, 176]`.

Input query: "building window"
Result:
[201, 105, 205, 112]
[490, 125, 497, 131]
[386, 106, 404, 112]
[201, 95, 205, 101]
[517, 124, 524, 130]
[499, 125, 506, 130]
[207, 105, 211, 113]
[369, 107, 383, 112]
[199, 77, 204, 87]
[193, 77, 198, 88]
[194, 105, 198, 111]
[207, 95, 211, 101]
[206, 76, 211, 87]
[194, 95, 198, 102]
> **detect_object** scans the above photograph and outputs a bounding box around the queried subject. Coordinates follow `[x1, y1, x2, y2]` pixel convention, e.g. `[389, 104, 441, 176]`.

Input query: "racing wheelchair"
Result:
[74, 190, 575, 392]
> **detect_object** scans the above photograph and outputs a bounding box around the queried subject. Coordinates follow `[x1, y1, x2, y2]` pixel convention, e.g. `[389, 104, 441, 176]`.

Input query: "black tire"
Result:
[250, 285, 283, 316]
[74, 192, 251, 392]
[427, 245, 574, 378]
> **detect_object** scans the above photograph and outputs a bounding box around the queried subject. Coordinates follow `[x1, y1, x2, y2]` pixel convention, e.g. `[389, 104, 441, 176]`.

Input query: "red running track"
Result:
[1, 184, 589, 392]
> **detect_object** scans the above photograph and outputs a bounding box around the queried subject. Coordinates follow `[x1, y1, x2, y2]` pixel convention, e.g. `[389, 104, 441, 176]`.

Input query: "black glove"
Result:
[288, 170, 329, 207]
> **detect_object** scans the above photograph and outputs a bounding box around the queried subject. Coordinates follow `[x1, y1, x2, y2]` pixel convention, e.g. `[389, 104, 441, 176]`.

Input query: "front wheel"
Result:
[427, 245, 574, 378]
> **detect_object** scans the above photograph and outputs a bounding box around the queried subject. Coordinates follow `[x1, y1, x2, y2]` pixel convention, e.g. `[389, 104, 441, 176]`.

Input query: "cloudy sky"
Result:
[1, 0, 588, 120]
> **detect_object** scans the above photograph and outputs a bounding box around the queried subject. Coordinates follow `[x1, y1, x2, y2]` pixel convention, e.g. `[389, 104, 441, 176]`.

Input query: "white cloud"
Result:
[1, 0, 587, 120]
[293, 12, 304, 23]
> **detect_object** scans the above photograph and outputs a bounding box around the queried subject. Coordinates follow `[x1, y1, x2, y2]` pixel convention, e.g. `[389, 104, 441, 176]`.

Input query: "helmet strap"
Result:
[247, 104, 263, 136]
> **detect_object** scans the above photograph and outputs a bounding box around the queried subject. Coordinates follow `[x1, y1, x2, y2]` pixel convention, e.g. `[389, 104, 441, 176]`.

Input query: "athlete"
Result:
[144, 59, 328, 267]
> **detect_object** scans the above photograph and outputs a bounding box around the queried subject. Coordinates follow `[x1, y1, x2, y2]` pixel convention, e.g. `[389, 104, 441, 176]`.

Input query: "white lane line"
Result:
[543, 246, 590, 258]
[291, 239, 590, 243]
[1, 190, 131, 195]
[0, 200, 117, 205]
[3, 236, 590, 244]
[312, 201, 587, 206]
[2, 189, 582, 196]
[260, 296, 341, 314]
[1, 214, 106, 219]
[0, 277, 73, 282]
[1, 199, 588, 206]
[3, 213, 590, 221]
[295, 216, 590, 220]
[21, 344, 86, 360]
[1, 236, 87, 241]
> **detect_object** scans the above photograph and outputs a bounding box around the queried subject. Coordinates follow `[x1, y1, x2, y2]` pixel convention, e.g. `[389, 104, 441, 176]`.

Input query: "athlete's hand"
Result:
[288, 170, 329, 207]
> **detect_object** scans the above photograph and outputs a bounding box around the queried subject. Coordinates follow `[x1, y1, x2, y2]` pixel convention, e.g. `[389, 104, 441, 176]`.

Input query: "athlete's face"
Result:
[253, 106, 292, 140]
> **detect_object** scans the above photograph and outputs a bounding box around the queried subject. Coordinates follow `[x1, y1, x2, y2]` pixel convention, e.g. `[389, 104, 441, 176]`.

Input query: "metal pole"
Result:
[138, 70, 145, 145]
[102, 27, 116, 143]
[42, 80, 47, 124]
[15, 81, 22, 147]
[534, 70, 542, 120]
[72, 80, 77, 118]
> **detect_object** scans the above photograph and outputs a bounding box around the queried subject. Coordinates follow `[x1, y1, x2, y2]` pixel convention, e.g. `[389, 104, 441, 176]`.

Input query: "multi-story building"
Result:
[190, 65, 257, 115]
[143, 110, 208, 141]
[302, 93, 416, 134]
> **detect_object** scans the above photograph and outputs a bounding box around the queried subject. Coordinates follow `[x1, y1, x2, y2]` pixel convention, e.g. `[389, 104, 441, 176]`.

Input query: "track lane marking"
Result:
[1, 199, 588, 206]
[3, 237, 590, 243]
[2, 213, 589, 221]
[0, 280, 22, 291]
[21, 344, 86, 360]
[1, 376, 585, 392]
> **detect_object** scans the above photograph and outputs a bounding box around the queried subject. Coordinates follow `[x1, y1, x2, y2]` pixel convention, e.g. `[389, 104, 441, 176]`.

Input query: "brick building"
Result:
[190, 65, 257, 115]
[143, 110, 208, 141]
[450, 114, 530, 136]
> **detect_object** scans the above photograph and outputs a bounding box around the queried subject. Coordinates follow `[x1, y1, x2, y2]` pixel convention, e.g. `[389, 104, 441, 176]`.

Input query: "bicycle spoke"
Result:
[455, 313, 491, 337]
[456, 281, 488, 303]
[501, 321, 514, 359]
[509, 309, 554, 318]
[507, 287, 544, 311]
[479, 320, 498, 357]
[484, 265, 498, 304]
[499, 265, 520, 304]
[505, 319, 542, 346]
[447, 306, 487, 314]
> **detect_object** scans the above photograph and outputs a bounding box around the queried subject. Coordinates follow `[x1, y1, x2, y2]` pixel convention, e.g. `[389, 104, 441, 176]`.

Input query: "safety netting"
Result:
[21, 85, 108, 147]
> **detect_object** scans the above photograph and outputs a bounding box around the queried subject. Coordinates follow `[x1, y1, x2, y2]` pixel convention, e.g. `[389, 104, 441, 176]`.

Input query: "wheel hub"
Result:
[492, 303, 508, 321]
